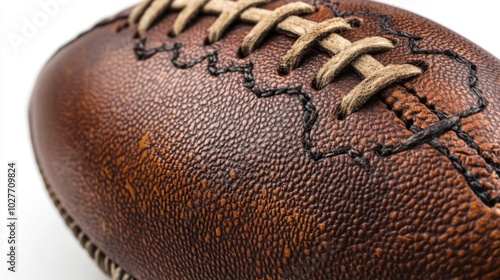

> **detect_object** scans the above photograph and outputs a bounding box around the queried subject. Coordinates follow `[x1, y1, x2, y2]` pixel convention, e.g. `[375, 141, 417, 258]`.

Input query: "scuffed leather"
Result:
[30, 0, 500, 279]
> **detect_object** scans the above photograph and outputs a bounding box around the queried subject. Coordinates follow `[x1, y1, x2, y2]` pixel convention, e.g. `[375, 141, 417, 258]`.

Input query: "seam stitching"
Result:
[320, 1, 499, 206]
[131, 1, 499, 207]
[128, 0, 422, 115]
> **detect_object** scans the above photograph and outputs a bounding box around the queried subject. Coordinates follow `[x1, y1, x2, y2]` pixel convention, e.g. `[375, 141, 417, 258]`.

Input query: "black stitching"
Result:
[376, 116, 460, 156]
[134, 39, 370, 170]
[426, 137, 495, 206]
[319, 1, 499, 206]
[322, 1, 489, 117]
[375, 107, 497, 207]
[132, 2, 499, 206]
[400, 86, 500, 177]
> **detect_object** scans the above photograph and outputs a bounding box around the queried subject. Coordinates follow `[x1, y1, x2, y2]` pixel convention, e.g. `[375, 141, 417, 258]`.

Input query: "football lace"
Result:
[129, 0, 422, 117]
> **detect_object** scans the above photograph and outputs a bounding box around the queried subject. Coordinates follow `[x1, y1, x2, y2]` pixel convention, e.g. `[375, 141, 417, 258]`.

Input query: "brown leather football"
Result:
[30, 0, 500, 279]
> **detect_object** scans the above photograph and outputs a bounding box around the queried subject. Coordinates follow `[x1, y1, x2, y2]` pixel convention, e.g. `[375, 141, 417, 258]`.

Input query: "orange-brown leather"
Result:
[30, 0, 500, 279]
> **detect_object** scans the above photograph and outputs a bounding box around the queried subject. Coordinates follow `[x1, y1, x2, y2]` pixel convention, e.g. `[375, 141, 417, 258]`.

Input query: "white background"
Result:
[0, 1, 499, 279]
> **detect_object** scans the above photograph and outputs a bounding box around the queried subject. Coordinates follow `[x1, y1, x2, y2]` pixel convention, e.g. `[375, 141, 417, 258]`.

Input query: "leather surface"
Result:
[30, 0, 500, 279]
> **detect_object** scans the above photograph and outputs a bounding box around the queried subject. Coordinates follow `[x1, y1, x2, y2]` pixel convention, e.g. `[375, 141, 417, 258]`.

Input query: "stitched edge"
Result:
[47, 179, 135, 280]
[31, 3, 500, 279]
[30, 141, 136, 279]
[32, 13, 139, 280]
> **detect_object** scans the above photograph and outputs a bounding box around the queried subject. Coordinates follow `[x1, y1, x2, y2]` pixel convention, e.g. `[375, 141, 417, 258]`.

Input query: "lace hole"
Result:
[203, 37, 212, 46]
[346, 17, 363, 28]
[406, 59, 429, 73]
[167, 31, 176, 38]
[278, 66, 290, 76]
[311, 79, 321, 90]
[115, 22, 129, 33]
[237, 48, 247, 59]
[336, 108, 346, 120]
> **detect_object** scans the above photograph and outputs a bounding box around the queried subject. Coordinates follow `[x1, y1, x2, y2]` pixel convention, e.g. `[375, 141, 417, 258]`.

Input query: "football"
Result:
[30, 0, 500, 279]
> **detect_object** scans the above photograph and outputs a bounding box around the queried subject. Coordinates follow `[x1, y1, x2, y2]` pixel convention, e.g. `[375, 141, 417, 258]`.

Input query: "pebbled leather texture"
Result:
[30, 0, 500, 279]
